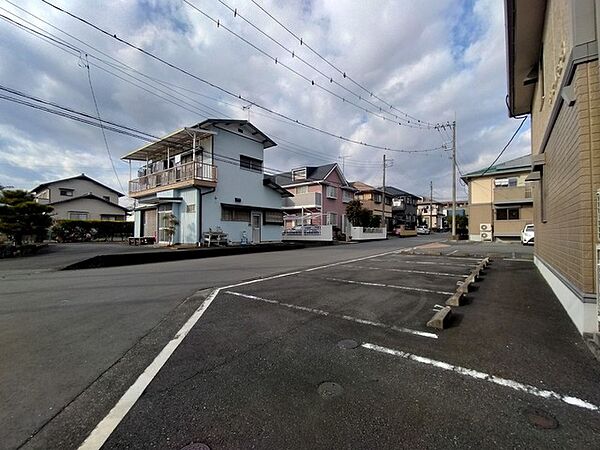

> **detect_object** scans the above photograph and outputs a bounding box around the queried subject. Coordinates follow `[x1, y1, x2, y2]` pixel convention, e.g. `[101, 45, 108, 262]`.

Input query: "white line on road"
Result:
[362, 343, 599, 412]
[78, 287, 222, 450]
[348, 265, 469, 278]
[325, 277, 455, 295]
[78, 245, 427, 449]
[225, 291, 438, 339]
[448, 250, 458, 255]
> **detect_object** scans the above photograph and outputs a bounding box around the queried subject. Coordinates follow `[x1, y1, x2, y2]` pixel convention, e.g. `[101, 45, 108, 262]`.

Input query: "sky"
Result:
[0, 0, 531, 205]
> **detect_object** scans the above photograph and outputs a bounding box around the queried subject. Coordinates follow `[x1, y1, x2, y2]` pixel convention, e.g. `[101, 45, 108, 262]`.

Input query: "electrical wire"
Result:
[248, 0, 437, 127]
[39, 0, 446, 154]
[84, 55, 126, 192]
[208, 0, 430, 128]
[480, 117, 528, 177]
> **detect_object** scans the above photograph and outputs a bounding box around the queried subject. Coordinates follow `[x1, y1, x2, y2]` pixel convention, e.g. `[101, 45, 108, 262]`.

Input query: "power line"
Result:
[83, 55, 125, 192]
[480, 117, 528, 177]
[208, 0, 430, 129]
[0, 10, 419, 171]
[39, 0, 445, 154]
[248, 0, 437, 127]
[182, 0, 427, 129]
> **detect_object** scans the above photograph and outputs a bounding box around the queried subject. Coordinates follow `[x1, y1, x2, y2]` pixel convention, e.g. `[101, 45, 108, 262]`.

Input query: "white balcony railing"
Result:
[283, 192, 322, 208]
[129, 161, 216, 195]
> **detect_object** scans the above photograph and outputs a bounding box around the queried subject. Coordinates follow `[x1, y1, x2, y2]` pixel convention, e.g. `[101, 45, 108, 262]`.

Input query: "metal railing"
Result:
[129, 161, 216, 195]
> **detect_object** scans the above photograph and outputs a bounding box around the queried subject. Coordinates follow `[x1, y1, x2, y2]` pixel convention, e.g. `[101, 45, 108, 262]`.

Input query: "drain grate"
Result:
[180, 443, 211, 450]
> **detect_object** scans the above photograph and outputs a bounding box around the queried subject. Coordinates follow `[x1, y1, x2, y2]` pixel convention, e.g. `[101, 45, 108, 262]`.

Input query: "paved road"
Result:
[103, 254, 600, 449]
[0, 235, 442, 450]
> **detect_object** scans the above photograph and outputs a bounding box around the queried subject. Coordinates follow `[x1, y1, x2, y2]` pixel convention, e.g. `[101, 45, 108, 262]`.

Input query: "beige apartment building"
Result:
[351, 181, 393, 229]
[462, 155, 533, 241]
[505, 0, 600, 335]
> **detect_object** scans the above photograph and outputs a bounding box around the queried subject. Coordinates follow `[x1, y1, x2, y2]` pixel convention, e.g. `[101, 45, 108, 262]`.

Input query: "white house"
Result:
[31, 174, 128, 221]
[122, 119, 290, 245]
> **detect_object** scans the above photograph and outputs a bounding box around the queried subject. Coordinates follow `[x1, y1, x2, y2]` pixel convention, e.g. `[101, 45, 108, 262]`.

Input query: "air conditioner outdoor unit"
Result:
[480, 223, 492, 232]
[480, 231, 492, 241]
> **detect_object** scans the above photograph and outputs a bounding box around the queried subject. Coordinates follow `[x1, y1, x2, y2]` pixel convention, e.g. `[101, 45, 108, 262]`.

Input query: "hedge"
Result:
[51, 220, 134, 242]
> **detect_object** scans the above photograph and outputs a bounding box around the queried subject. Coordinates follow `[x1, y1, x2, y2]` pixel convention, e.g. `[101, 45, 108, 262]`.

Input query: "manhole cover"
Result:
[180, 443, 211, 450]
[318, 381, 343, 399]
[337, 339, 359, 349]
[524, 408, 559, 430]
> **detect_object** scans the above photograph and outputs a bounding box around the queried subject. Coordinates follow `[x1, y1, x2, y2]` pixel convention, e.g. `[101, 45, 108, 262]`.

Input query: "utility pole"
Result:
[339, 154, 351, 173]
[430, 181, 433, 230]
[451, 120, 457, 240]
[382, 154, 386, 230]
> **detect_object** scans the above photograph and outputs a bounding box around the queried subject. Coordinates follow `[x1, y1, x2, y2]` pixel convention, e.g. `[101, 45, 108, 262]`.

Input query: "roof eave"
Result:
[505, 0, 547, 117]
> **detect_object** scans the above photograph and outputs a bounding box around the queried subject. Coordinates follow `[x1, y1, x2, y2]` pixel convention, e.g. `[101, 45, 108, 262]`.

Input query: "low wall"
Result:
[282, 225, 333, 241]
[350, 227, 387, 240]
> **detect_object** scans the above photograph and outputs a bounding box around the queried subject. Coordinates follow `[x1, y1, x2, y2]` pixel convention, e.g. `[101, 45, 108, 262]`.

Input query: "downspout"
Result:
[198, 187, 216, 245]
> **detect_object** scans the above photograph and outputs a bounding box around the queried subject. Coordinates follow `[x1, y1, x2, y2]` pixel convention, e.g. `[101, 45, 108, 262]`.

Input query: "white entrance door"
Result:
[251, 212, 262, 243]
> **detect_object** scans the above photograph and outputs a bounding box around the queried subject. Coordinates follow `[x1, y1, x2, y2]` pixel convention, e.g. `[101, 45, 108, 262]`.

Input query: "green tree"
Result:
[0, 190, 53, 244]
[345, 200, 373, 227]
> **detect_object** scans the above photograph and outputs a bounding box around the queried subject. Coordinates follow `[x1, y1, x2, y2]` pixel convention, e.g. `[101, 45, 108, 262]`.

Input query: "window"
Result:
[221, 206, 251, 222]
[68, 211, 88, 220]
[327, 212, 338, 226]
[264, 210, 283, 224]
[384, 196, 392, 206]
[103, 196, 111, 202]
[186, 204, 196, 213]
[342, 190, 353, 203]
[101, 215, 122, 221]
[326, 186, 337, 199]
[494, 177, 517, 187]
[373, 193, 382, 203]
[292, 168, 306, 180]
[496, 207, 520, 220]
[296, 186, 309, 194]
[240, 155, 263, 172]
[60, 188, 74, 197]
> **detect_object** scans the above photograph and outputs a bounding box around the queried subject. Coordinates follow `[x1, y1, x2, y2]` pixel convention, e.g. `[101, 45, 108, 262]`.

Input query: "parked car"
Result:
[416, 225, 430, 235]
[521, 224, 534, 245]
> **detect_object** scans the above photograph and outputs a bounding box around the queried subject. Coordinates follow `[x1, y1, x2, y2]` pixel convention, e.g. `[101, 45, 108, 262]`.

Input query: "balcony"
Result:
[283, 192, 322, 209]
[129, 161, 217, 198]
[493, 186, 533, 205]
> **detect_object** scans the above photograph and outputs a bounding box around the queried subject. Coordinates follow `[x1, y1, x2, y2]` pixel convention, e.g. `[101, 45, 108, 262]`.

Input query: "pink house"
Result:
[270, 163, 355, 229]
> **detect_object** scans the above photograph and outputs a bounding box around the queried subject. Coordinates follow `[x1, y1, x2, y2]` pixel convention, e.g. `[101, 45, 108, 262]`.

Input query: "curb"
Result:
[426, 306, 452, 329]
[61, 243, 306, 270]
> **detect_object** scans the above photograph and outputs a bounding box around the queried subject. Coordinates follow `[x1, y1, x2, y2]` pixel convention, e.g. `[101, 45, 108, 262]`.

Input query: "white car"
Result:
[416, 225, 431, 235]
[521, 224, 534, 245]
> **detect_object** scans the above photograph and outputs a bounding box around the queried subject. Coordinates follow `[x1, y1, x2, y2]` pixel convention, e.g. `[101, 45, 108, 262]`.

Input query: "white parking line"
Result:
[77, 246, 426, 449]
[326, 277, 454, 295]
[362, 343, 599, 412]
[347, 265, 469, 278]
[225, 291, 438, 339]
[413, 261, 475, 268]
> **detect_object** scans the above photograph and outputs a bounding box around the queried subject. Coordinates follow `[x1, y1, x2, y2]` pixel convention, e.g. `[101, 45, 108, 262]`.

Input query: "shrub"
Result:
[52, 220, 133, 242]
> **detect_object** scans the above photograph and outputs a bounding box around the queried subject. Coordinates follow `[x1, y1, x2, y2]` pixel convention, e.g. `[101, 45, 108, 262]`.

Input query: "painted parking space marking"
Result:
[346, 265, 469, 278]
[362, 343, 600, 412]
[225, 291, 438, 339]
[77, 246, 439, 450]
[325, 277, 455, 296]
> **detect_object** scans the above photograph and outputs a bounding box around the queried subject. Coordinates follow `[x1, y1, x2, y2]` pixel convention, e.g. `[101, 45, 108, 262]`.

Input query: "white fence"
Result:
[282, 224, 333, 241]
[350, 226, 387, 240]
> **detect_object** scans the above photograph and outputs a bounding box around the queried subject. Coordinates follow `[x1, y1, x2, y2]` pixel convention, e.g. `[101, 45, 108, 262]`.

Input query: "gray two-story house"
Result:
[31, 174, 127, 221]
[383, 186, 419, 229]
[123, 119, 290, 245]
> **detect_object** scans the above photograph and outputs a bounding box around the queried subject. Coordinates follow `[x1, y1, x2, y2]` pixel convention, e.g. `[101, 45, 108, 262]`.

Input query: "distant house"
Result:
[417, 197, 444, 229]
[122, 119, 290, 245]
[351, 182, 393, 229]
[382, 186, 419, 229]
[31, 173, 128, 221]
[271, 163, 355, 230]
[461, 155, 532, 241]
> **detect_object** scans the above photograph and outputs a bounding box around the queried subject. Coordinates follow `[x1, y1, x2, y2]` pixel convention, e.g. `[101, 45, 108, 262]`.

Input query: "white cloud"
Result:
[0, 0, 530, 202]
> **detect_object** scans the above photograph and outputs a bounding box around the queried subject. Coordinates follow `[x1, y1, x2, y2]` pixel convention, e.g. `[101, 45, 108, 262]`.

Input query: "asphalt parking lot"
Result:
[83, 249, 600, 449]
